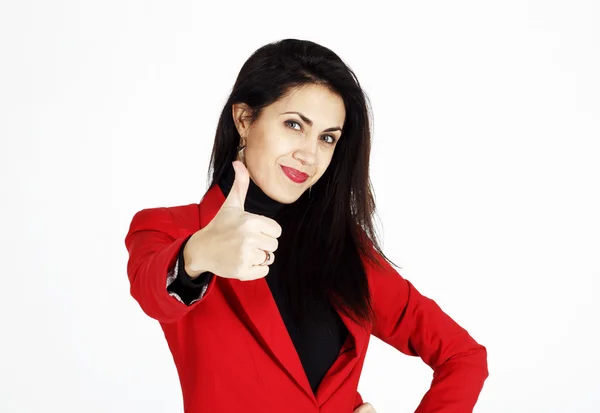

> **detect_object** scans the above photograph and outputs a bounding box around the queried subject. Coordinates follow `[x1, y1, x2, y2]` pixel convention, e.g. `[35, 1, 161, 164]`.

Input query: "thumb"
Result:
[353, 402, 376, 413]
[223, 160, 250, 210]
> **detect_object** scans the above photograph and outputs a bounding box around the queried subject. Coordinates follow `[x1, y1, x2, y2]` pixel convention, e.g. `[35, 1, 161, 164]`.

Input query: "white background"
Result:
[1, 1, 598, 412]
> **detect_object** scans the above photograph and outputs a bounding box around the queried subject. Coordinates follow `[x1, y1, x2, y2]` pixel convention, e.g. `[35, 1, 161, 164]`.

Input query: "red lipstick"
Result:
[280, 165, 309, 183]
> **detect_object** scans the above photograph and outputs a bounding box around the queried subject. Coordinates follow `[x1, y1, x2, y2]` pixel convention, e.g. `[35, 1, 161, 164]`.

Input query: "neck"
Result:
[217, 163, 285, 219]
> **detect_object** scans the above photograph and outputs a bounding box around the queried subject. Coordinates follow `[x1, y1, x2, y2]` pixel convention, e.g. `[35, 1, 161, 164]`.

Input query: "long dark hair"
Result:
[205, 39, 397, 330]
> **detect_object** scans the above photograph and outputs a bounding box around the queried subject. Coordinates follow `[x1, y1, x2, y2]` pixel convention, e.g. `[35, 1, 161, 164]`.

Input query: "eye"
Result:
[284, 120, 301, 130]
[284, 119, 337, 145]
[321, 135, 337, 144]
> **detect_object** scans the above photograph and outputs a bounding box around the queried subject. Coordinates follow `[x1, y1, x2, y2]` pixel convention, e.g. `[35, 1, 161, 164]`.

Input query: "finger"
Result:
[242, 264, 270, 281]
[264, 250, 275, 265]
[250, 249, 275, 267]
[222, 161, 250, 210]
[253, 215, 283, 238]
[255, 233, 278, 253]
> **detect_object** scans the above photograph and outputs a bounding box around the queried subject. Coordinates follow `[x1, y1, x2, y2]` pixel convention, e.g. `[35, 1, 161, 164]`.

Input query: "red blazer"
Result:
[124, 183, 488, 413]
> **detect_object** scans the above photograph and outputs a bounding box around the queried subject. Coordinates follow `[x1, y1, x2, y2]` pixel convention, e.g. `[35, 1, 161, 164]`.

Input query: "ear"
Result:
[232, 103, 253, 139]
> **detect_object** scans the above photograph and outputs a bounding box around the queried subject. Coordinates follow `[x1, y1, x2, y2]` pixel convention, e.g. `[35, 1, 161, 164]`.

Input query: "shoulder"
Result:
[357, 238, 410, 302]
[126, 185, 223, 240]
[127, 203, 201, 239]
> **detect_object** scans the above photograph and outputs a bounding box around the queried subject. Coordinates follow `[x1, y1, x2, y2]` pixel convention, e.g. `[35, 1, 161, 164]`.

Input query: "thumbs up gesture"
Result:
[353, 403, 377, 413]
[183, 161, 283, 281]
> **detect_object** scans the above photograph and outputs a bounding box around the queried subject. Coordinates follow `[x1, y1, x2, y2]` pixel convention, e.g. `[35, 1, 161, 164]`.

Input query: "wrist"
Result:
[183, 229, 212, 279]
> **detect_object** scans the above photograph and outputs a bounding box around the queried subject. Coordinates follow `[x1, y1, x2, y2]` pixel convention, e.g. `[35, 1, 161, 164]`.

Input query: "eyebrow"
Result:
[281, 111, 342, 133]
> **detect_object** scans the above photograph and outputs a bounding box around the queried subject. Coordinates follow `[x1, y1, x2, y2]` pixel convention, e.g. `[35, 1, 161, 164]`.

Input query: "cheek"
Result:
[318, 152, 335, 170]
[266, 136, 296, 160]
[315, 152, 333, 181]
[312, 159, 333, 183]
[248, 130, 282, 158]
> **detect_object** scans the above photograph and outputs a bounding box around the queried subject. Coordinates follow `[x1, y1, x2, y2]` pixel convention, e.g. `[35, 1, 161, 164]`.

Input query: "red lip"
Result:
[280, 165, 309, 183]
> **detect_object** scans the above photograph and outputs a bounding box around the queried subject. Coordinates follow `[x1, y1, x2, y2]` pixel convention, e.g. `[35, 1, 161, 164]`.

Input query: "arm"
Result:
[367, 250, 488, 412]
[124, 207, 217, 323]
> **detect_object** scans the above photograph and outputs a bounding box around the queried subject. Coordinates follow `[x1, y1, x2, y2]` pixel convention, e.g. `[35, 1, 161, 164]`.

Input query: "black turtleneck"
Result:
[167, 162, 349, 395]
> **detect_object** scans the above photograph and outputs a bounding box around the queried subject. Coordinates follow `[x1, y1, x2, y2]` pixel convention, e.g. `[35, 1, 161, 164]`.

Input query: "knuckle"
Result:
[239, 214, 255, 228]
[240, 236, 254, 250]
[270, 239, 279, 252]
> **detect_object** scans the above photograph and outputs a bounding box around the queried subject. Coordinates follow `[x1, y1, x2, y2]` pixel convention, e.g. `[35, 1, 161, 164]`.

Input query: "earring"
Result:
[237, 138, 247, 165]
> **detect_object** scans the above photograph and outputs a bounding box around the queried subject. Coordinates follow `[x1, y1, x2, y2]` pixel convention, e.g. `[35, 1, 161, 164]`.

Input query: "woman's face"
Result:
[232, 84, 346, 204]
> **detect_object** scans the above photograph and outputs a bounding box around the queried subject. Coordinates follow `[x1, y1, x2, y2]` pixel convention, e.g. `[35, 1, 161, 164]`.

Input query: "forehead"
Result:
[267, 84, 346, 126]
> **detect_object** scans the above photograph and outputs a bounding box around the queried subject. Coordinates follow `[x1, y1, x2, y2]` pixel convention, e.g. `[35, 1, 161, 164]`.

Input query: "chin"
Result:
[272, 191, 302, 204]
[266, 184, 306, 204]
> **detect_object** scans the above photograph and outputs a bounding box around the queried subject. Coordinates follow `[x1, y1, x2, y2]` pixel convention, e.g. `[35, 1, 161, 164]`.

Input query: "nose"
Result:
[293, 136, 318, 166]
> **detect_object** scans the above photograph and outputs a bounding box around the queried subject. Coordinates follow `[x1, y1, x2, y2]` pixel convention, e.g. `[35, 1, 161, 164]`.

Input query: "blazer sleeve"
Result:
[166, 235, 214, 305]
[124, 207, 217, 323]
[366, 249, 488, 413]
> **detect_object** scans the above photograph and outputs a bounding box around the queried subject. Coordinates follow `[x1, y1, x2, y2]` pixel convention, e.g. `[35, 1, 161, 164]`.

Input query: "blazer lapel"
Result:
[199, 184, 369, 404]
[315, 308, 369, 407]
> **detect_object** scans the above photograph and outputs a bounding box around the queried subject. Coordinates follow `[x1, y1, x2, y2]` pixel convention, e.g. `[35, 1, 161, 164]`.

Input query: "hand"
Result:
[354, 402, 377, 413]
[184, 161, 282, 281]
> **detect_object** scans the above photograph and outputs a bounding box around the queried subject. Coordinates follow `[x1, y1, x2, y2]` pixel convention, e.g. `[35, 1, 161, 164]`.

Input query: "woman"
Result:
[124, 39, 488, 413]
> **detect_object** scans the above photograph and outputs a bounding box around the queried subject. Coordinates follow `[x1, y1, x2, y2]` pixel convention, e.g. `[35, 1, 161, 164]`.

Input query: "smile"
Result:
[280, 165, 309, 183]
